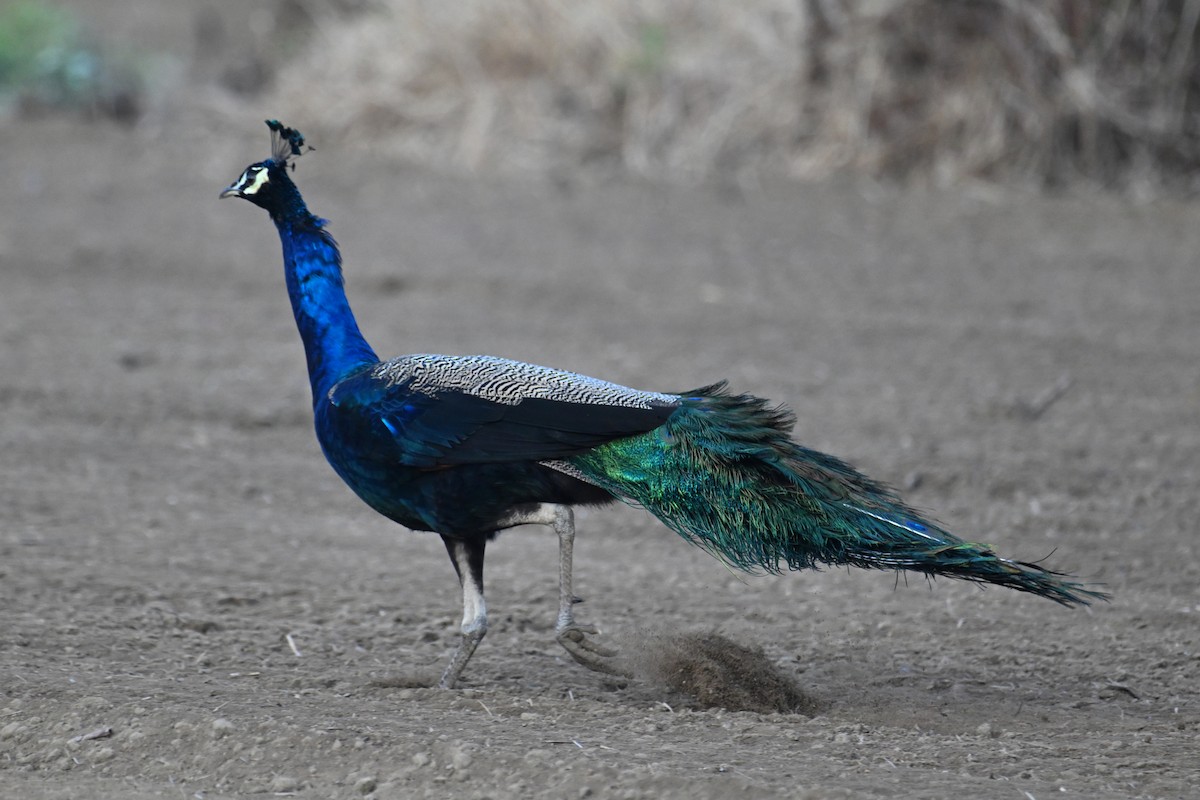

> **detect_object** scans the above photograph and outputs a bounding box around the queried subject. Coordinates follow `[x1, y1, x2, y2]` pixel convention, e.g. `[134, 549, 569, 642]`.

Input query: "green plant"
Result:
[0, 1, 79, 89]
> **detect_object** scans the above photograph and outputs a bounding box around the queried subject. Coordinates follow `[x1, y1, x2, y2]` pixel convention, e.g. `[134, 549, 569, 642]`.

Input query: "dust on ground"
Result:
[631, 631, 819, 716]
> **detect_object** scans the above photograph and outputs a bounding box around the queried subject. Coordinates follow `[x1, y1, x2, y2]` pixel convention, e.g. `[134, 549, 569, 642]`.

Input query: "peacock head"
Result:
[220, 120, 308, 215]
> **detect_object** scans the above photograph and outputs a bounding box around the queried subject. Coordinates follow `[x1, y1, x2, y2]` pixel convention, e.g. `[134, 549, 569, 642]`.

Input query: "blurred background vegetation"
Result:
[0, 1, 139, 120]
[5, 0, 1200, 193]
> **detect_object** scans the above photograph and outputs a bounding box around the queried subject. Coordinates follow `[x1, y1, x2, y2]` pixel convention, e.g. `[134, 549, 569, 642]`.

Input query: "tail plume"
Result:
[570, 384, 1106, 606]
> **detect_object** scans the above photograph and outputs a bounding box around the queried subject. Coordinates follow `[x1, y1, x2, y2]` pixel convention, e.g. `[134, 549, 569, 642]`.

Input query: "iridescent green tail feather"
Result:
[568, 384, 1106, 607]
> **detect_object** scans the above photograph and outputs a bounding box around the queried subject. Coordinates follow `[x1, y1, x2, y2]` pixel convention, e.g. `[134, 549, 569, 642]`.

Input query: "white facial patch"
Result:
[237, 167, 271, 196]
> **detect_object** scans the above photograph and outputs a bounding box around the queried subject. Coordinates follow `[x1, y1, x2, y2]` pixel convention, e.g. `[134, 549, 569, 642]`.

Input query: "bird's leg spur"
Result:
[548, 505, 629, 678]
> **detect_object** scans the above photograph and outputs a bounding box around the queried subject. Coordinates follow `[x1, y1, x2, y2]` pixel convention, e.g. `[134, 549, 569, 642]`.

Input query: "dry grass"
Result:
[269, 0, 1200, 189]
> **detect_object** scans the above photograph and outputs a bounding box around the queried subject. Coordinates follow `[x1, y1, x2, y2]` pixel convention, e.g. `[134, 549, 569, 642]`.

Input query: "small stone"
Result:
[833, 732, 851, 744]
[445, 744, 473, 771]
[211, 718, 235, 739]
[270, 775, 300, 793]
[524, 748, 552, 764]
[1, 722, 25, 740]
[354, 776, 377, 795]
[91, 747, 115, 763]
[411, 752, 431, 768]
[976, 722, 998, 738]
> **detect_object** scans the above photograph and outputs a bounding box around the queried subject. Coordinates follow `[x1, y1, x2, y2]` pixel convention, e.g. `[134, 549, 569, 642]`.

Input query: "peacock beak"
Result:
[219, 184, 241, 199]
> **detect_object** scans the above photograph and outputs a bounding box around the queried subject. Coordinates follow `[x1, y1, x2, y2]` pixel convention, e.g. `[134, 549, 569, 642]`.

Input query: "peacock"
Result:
[221, 120, 1106, 689]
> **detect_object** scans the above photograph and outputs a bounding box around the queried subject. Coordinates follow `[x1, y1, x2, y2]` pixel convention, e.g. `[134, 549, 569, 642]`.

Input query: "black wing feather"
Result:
[327, 371, 676, 468]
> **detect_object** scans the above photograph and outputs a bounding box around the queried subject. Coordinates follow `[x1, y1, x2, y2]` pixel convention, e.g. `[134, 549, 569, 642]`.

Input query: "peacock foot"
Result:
[556, 623, 630, 678]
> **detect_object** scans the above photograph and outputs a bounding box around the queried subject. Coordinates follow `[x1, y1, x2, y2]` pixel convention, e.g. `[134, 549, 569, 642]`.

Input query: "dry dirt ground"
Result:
[2, 11, 1200, 799]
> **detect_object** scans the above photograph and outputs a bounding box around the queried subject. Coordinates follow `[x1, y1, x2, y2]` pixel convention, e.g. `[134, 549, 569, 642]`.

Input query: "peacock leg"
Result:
[548, 505, 629, 678]
[438, 535, 488, 689]
[492, 504, 627, 677]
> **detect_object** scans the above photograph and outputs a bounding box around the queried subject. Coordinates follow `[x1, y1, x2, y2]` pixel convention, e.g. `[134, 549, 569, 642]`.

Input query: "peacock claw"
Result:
[560, 623, 598, 638]
[556, 624, 628, 677]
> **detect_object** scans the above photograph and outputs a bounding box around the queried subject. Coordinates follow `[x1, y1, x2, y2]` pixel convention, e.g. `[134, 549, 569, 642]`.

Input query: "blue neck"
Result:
[276, 216, 378, 401]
